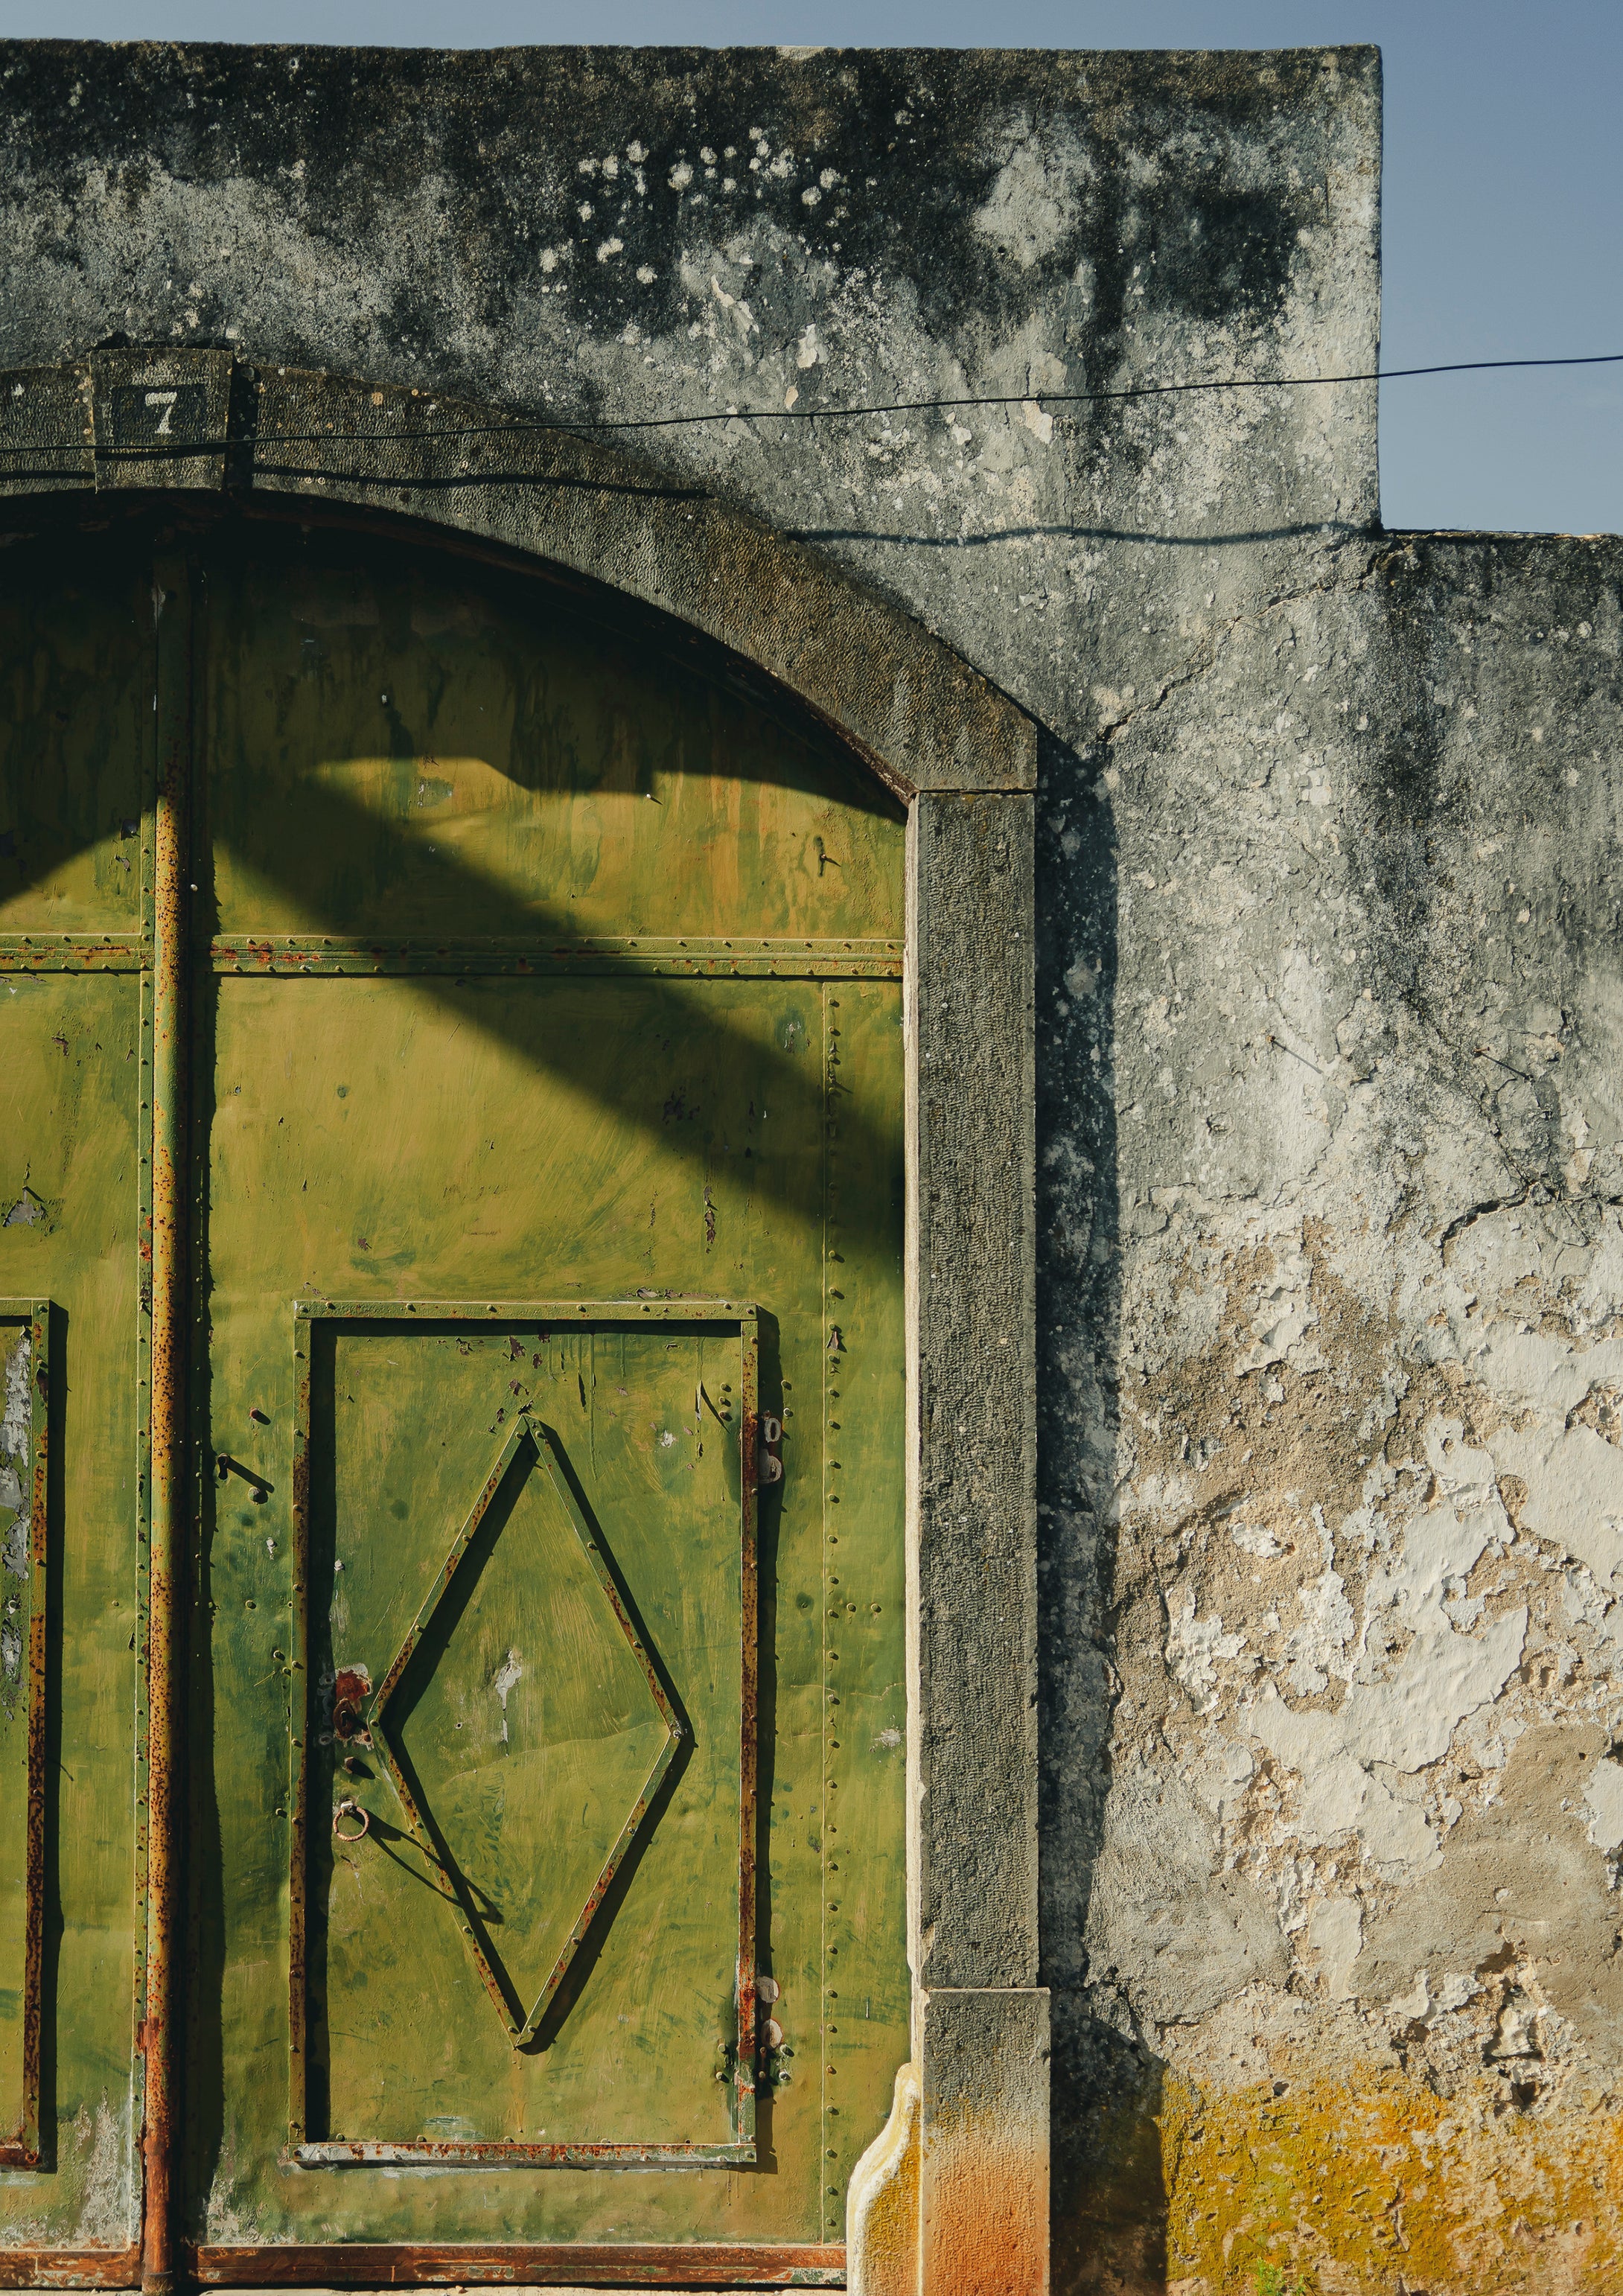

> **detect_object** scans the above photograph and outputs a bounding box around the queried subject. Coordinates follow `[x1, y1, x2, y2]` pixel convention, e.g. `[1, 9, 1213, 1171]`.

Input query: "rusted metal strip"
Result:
[0, 2243, 143, 2289]
[294, 1297, 753, 1323]
[286, 1312, 311, 2148]
[736, 1313, 761, 2146]
[189, 2242, 845, 2286]
[140, 554, 191, 2296]
[208, 934, 901, 979]
[289, 2138, 754, 2168]
[0, 935, 147, 973]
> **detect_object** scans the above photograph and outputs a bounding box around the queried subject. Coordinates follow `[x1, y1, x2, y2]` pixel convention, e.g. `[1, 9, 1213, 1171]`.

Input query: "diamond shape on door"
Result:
[287, 1300, 759, 2167]
[359, 1417, 683, 2047]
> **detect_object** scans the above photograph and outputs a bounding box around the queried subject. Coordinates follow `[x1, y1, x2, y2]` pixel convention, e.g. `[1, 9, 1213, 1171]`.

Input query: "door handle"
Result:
[332, 1798, 371, 1843]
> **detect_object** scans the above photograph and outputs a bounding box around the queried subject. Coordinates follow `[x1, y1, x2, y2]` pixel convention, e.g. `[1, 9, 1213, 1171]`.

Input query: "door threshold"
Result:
[188, 2249, 845, 2290]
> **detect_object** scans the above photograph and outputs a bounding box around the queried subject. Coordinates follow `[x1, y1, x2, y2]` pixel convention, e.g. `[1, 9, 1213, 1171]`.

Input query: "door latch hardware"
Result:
[331, 1664, 373, 1749]
[332, 1798, 370, 1843]
[757, 1413, 784, 1488]
[216, 1452, 272, 1502]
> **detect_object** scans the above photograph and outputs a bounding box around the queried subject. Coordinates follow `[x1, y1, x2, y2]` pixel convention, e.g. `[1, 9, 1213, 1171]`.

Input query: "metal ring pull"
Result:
[332, 1797, 370, 1843]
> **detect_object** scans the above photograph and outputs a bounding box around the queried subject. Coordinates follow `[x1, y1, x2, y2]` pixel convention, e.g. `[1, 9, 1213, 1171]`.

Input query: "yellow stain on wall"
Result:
[1155, 2067, 1623, 2295]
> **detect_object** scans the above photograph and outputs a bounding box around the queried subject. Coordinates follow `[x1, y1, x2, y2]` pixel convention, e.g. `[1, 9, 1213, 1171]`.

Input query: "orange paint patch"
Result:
[925, 2121, 1049, 2295]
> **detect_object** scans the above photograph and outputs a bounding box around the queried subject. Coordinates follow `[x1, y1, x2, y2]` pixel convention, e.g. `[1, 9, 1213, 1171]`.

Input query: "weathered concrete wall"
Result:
[1045, 530, 1623, 2294]
[0, 36, 1380, 726]
[8, 34, 1623, 2294]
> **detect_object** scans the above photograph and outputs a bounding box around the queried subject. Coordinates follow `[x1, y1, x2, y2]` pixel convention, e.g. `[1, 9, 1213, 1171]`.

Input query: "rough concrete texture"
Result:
[8, 34, 1622, 2295]
[913, 792, 1038, 1992]
[1043, 533, 1623, 2295]
[0, 37, 1380, 727]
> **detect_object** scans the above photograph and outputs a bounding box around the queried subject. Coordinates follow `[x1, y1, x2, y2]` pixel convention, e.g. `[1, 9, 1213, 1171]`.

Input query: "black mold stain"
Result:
[0, 40, 1370, 434]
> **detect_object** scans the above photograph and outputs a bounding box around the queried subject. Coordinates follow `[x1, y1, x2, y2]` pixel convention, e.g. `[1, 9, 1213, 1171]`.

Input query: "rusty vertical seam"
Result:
[133, 957, 154, 2157]
[141, 552, 190, 2296]
[287, 1308, 311, 2147]
[16, 1303, 48, 2168]
[131, 549, 160, 2167]
[737, 1313, 759, 2149]
[820, 978, 832, 2242]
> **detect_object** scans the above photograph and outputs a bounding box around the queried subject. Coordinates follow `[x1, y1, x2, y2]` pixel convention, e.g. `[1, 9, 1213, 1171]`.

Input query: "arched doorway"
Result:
[0, 502, 907, 2281]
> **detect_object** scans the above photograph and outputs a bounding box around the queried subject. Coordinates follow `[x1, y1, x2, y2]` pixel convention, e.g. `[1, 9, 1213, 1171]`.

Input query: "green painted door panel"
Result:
[0, 529, 150, 2255]
[0, 977, 144, 2245]
[201, 531, 903, 953]
[298, 1316, 747, 2156]
[194, 968, 887, 2245]
[0, 540, 150, 937]
[806, 983, 909, 2241]
[188, 523, 908, 2259]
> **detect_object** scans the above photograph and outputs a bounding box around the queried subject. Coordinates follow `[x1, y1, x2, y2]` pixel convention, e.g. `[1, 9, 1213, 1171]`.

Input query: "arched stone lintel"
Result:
[0, 347, 1035, 806]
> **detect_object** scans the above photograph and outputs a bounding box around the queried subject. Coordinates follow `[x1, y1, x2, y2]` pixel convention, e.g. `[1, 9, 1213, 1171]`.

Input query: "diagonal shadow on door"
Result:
[202, 778, 893, 1250]
[0, 512, 893, 2223]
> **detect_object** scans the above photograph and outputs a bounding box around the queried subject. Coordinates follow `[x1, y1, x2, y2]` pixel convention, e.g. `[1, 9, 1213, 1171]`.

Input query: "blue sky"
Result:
[1, 0, 1617, 537]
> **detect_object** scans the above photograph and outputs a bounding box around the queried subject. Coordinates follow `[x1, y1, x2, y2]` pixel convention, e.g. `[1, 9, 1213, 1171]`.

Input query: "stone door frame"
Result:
[0, 346, 1047, 2296]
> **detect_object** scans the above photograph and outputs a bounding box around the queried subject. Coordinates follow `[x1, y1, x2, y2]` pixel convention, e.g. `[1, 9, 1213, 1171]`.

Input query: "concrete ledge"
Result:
[848, 2061, 922, 2296]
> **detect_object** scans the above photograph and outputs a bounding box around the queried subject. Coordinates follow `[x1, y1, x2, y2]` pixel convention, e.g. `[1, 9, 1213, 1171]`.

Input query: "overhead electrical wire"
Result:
[406, 350, 1623, 439]
[0, 348, 1619, 459]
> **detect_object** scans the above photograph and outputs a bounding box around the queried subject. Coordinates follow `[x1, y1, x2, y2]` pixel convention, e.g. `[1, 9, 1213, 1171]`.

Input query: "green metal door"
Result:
[0, 530, 153, 2277]
[0, 509, 907, 2286]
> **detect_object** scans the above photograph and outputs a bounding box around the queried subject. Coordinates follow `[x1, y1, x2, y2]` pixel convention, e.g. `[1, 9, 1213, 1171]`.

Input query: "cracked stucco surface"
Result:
[3, 33, 1622, 2294]
[1042, 536, 1623, 2292]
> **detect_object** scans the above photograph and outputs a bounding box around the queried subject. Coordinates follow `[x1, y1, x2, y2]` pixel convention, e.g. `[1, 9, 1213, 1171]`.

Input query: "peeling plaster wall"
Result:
[5, 35, 1622, 2295]
[1045, 535, 1623, 2294]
